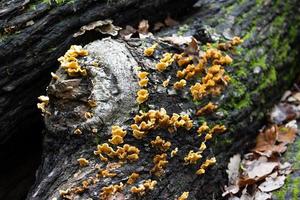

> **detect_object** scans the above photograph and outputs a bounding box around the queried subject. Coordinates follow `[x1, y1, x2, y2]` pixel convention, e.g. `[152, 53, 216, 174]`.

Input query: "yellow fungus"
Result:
[156, 62, 168, 72]
[130, 179, 157, 195]
[77, 158, 89, 167]
[136, 89, 149, 104]
[199, 142, 206, 152]
[58, 45, 88, 77]
[178, 192, 189, 200]
[173, 79, 187, 90]
[127, 172, 139, 184]
[162, 79, 170, 87]
[171, 147, 178, 157]
[97, 169, 117, 178]
[109, 126, 127, 145]
[144, 43, 158, 56]
[84, 112, 93, 119]
[74, 128, 82, 135]
[151, 153, 168, 176]
[209, 124, 227, 134]
[197, 122, 209, 136]
[138, 71, 149, 87]
[151, 136, 171, 151]
[184, 150, 202, 164]
[100, 183, 124, 200]
[204, 133, 212, 141]
[196, 102, 218, 116]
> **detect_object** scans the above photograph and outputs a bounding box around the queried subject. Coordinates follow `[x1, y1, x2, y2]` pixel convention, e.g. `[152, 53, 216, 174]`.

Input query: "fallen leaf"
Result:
[258, 175, 285, 192]
[185, 37, 199, 55]
[153, 22, 165, 31]
[227, 154, 241, 185]
[252, 126, 287, 155]
[161, 35, 192, 46]
[164, 16, 179, 27]
[119, 25, 137, 40]
[247, 161, 278, 179]
[253, 189, 272, 200]
[73, 19, 121, 37]
[222, 185, 240, 197]
[292, 92, 300, 102]
[270, 104, 297, 124]
[277, 126, 297, 144]
[138, 19, 149, 34]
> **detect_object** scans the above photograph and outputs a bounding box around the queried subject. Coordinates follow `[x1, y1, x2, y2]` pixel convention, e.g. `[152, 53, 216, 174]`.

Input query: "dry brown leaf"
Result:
[277, 126, 297, 144]
[253, 190, 272, 200]
[270, 104, 297, 124]
[73, 19, 121, 37]
[292, 92, 300, 102]
[153, 22, 165, 31]
[164, 16, 179, 27]
[222, 185, 240, 197]
[138, 19, 149, 34]
[185, 37, 199, 55]
[247, 161, 278, 179]
[252, 126, 287, 155]
[161, 35, 192, 46]
[119, 25, 137, 39]
[226, 154, 241, 185]
[258, 174, 285, 192]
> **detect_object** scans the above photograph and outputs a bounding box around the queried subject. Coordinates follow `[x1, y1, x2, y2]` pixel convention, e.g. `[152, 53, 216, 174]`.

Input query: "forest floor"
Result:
[222, 77, 300, 200]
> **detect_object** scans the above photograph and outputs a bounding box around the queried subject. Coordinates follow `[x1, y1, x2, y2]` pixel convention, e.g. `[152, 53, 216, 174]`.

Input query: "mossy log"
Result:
[0, 0, 197, 143]
[26, 0, 300, 200]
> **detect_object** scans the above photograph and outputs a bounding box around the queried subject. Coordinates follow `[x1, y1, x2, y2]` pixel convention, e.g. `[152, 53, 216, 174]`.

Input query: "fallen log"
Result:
[0, 0, 197, 143]
[28, 0, 300, 199]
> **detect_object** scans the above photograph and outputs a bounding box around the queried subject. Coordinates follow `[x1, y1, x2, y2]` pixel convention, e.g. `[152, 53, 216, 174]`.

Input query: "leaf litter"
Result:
[223, 82, 300, 199]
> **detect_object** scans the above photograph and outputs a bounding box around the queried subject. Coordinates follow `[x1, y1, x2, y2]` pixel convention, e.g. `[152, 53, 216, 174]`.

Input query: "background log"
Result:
[27, 0, 300, 199]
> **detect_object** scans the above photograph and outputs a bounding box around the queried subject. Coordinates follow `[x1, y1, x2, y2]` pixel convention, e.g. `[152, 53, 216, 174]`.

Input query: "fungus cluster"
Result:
[58, 45, 88, 77]
[138, 71, 149, 87]
[151, 153, 168, 176]
[37, 95, 50, 115]
[173, 79, 187, 90]
[77, 157, 89, 167]
[151, 136, 171, 152]
[100, 182, 124, 200]
[136, 89, 149, 104]
[48, 36, 242, 200]
[144, 43, 158, 57]
[178, 191, 189, 200]
[130, 179, 157, 195]
[156, 53, 174, 72]
[131, 108, 193, 139]
[196, 157, 216, 175]
[109, 126, 127, 145]
[94, 143, 140, 162]
[196, 102, 218, 116]
[127, 172, 140, 184]
[97, 169, 117, 178]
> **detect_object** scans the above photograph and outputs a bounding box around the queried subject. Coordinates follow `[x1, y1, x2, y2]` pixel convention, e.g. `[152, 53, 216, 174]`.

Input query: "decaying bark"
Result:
[0, 0, 197, 143]
[27, 0, 300, 200]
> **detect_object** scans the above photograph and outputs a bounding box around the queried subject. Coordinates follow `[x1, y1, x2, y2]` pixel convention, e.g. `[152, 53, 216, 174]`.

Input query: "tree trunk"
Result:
[0, 0, 197, 143]
[23, 0, 300, 199]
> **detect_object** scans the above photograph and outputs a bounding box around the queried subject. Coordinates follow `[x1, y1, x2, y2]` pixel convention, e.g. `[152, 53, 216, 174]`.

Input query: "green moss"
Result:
[177, 25, 189, 36]
[250, 55, 267, 70]
[234, 93, 251, 109]
[256, 66, 277, 91]
[274, 176, 290, 200]
[292, 178, 300, 200]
